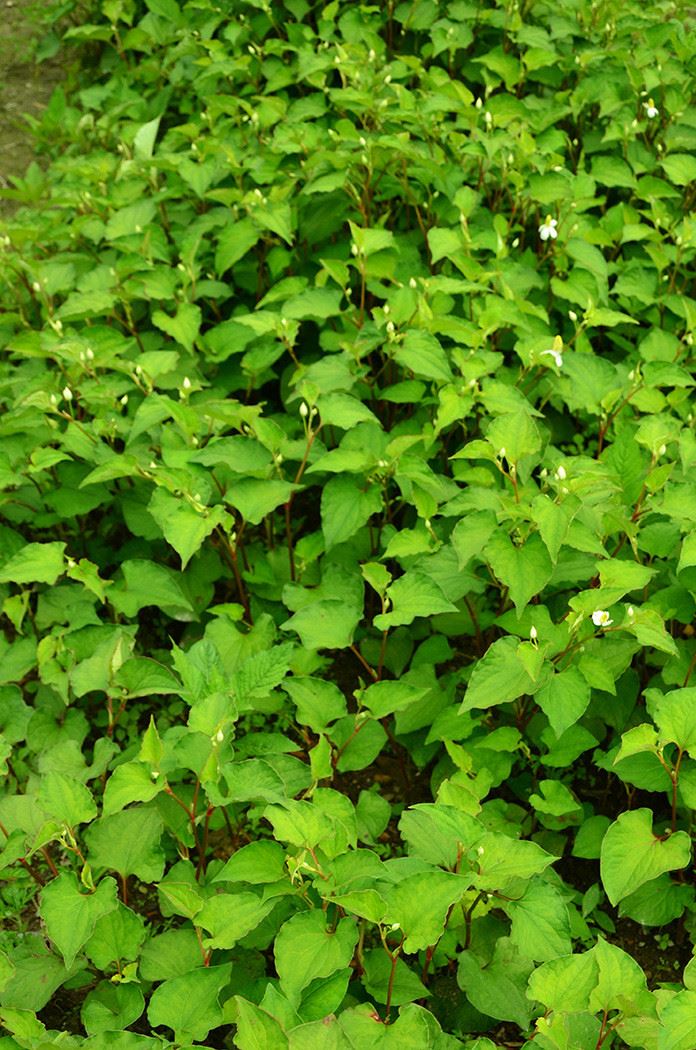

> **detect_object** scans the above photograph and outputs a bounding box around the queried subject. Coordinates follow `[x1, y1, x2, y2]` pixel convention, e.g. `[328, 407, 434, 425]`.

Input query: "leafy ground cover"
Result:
[1, 0, 696, 1046]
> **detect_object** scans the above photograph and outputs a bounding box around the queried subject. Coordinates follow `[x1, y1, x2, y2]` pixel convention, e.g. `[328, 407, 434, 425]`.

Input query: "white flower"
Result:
[643, 98, 659, 119]
[555, 464, 567, 481]
[627, 606, 635, 618]
[182, 376, 192, 390]
[475, 97, 482, 109]
[409, 277, 417, 289]
[530, 625, 538, 641]
[539, 215, 558, 241]
[568, 310, 577, 322]
[541, 335, 564, 368]
[592, 609, 613, 628]
[299, 402, 309, 418]
[62, 386, 73, 401]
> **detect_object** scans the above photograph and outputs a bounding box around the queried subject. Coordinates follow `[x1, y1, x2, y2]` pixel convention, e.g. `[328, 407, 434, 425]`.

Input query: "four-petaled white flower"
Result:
[539, 215, 558, 241]
[643, 98, 659, 119]
[592, 609, 613, 628]
[541, 335, 564, 368]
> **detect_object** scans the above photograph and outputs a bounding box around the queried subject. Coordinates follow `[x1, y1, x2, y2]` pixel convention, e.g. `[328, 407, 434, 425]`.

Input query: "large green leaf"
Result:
[147, 964, 232, 1044]
[460, 637, 535, 713]
[274, 911, 358, 1004]
[484, 532, 553, 615]
[0, 542, 65, 585]
[148, 489, 229, 568]
[374, 571, 458, 630]
[40, 873, 118, 969]
[85, 806, 165, 882]
[600, 809, 691, 906]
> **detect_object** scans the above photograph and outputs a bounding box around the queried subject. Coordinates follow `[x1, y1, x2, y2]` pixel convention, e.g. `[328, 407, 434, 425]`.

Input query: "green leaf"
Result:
[661, 154, 696, 187]
[102, 762, 163, 815]
[528, 949, 598, 1014]
[213, 841, 287, 885]
[362, 950, 428, 1007]
[148, 489, 229, 568]
[646, 687, 696, 753]
[281, 599, 361, 650]
[486, 413, 541, 463]
[458, 939, 533, 1029]
[0, 542, 65, 585]
[233, 997, 290, 1050]
[37, 772, 97, 827]
[133, 116, 161, 159]
[226, 479, 296, 524]
[484, 533, 553, 615]
[349, 223, 395, 256]
[532, 495, 571, 563]
[386, 871, 467, 954]
[110, 560, 193, 617]
[84, 902, 147, 970]
[151, 302, 201, 352]
[321, 475, 383, 549]
[506, 878, 571, 961]
[600, 809, 691, 906]
[535, 667, 590, 738]
[588, 936, 647, 1014]
[597, 558, 655, 592]
[197, 891, 276, 949]
[40, 873, 118, 968]
[658, 990, 696, 1050]
[215, 218, 261, 274]
[85, 806, 165, 882]
[473, 833, 554, 889]
[82, 981, 145, 1036]
[147, 964, 232, 1044]
[274, 911, 358, 1004]
[460, 637, 535, 713]
[393, 331, 452, 383]
[374, 571, 458, 630]
[283, 677, 347, 733]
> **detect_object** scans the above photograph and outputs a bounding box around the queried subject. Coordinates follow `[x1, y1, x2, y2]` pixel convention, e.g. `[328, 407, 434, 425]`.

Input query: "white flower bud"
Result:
[409, 277, 417, 289]
[299, 402, 309, 418]
[569, 310, 577, 322]
[530, 625, 538, 641]
[182, 376, 191, 390]
[62, 386, 73, 401]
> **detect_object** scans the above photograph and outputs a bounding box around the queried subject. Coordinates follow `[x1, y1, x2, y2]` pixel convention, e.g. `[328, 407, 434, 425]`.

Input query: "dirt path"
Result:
[0, 0, 62, 214]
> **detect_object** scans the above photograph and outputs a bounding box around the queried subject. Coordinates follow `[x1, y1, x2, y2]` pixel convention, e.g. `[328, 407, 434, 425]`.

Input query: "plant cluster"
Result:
[1, 0, 696, 1047]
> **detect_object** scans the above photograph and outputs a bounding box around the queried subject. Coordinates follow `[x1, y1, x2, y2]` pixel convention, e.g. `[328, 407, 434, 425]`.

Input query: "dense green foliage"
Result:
[1, 0, 696, 1046]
